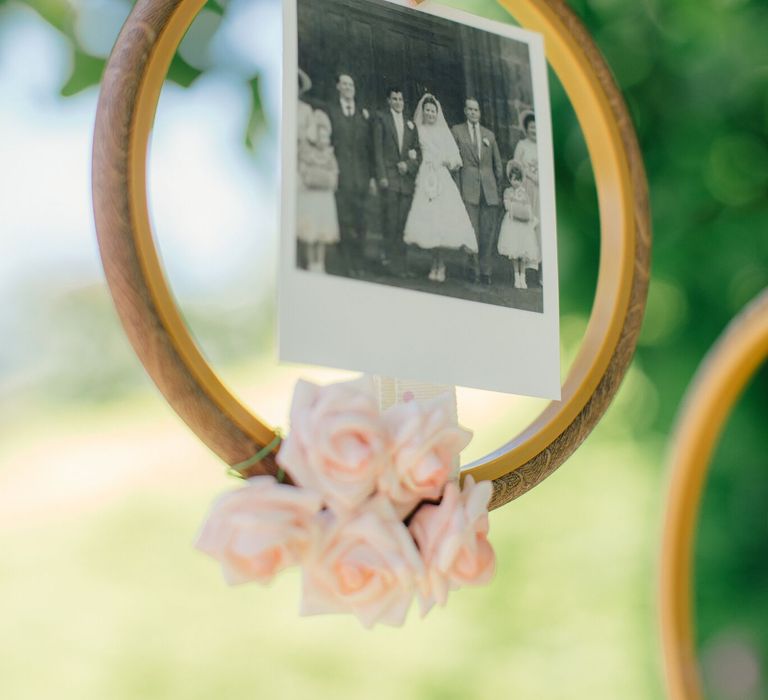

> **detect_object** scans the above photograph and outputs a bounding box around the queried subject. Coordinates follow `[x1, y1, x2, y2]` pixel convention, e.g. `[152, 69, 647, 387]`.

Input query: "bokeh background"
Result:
[1, 0, 766, 698]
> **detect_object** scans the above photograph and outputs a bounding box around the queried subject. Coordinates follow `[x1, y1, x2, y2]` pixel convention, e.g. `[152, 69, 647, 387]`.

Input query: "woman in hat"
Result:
[297, 109, 340, 272]
[296, 69, 339, 272]
[298, 68, 317, 146]
[296, 68, 339, 272]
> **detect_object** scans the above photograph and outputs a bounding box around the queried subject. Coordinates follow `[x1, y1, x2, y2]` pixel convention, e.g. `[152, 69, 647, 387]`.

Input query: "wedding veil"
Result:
[412, 93, 462, 168]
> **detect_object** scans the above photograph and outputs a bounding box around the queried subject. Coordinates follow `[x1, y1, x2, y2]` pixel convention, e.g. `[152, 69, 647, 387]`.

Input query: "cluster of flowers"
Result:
[196, 377, 495, 628]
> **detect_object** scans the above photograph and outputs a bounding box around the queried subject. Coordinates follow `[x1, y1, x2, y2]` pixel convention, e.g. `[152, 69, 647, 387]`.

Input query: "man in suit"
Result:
[451, 98, 503, 285]
[326, 73, 375, 276]
[373, 87, 421, 271]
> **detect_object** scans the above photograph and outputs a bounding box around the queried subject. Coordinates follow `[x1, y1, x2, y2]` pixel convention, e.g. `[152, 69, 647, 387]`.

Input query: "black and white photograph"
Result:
[293, 0, 546, 310]
[280, 0, 560, 398]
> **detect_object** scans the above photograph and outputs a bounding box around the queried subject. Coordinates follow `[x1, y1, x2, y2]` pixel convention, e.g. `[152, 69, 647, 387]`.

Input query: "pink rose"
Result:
[278, 377, 388, 513]
[301, 497, 423, 628]
[195, 476, 322, 585]
[379, 395, 472, 516]
[408, 476, 495, 613]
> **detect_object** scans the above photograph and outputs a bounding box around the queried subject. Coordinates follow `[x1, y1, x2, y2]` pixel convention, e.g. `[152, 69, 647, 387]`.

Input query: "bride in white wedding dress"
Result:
[403, 94, 478, 282]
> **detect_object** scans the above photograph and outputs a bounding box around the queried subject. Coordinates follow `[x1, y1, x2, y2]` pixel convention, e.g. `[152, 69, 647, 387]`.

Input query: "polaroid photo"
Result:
[279, 0, 560, 399]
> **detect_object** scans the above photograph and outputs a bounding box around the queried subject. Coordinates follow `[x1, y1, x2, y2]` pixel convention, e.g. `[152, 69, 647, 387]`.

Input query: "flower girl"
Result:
[497, 160, 540, 289]
[297, 110, 340, 273]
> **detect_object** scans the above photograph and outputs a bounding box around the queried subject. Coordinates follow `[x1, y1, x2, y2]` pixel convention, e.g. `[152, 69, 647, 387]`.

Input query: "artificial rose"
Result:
[277, 377, 388, 512]
[378, 394, 472, 516]
[195, 476, 322, 585]
[301, 497, 423, 628]
[408, 476, 495, 613]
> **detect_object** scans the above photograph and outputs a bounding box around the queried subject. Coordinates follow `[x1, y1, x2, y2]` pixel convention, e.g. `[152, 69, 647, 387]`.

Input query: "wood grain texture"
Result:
[486, 0, 651, 510]
[660, 290, 768, 700]
[92, 0, 650, 505]
[92, 0, 280, 476]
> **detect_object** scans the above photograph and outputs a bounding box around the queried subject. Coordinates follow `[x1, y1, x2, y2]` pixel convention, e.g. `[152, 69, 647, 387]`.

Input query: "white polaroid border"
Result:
[279, 0, 561, 399]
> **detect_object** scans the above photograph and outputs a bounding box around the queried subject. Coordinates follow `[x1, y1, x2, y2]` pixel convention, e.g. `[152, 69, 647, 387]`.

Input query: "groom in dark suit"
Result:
[326, 73, 375, 276]
[373, 87, 421, 270]
[451, 98, 503, 285]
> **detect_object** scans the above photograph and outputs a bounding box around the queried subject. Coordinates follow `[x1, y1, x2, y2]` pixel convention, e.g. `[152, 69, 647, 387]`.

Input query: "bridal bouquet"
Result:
[195, 377, 496, 628]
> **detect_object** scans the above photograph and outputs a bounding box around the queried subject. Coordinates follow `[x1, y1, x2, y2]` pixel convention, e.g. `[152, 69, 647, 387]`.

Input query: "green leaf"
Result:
[204, 0, 226, 16]
[22, 0, 77, 38]
[166, 54, 203, 88]
[245, 75, 266, 152]
[60, 50, 105, 96]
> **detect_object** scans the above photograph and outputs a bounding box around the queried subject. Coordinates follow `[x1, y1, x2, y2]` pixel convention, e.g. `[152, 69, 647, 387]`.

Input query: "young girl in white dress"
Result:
[297, 109, 340, 273]
[497, 160, 540, 289]
[403, 94, 478, 282]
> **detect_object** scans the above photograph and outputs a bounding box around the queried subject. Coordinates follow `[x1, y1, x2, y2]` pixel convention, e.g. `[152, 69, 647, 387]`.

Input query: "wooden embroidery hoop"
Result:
[92, 0, 650, 511]
[660, 290, 768, 700]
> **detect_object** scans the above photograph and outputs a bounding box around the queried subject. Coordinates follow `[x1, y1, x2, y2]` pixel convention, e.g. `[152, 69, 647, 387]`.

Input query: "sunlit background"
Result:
[1, 0, 766, 698]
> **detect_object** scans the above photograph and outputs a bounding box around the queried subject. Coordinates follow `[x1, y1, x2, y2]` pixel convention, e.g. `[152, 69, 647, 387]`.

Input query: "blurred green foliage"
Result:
[696, 363, 768, 698]
[6, 0, 767, 695]
[0, 402, 665, 700]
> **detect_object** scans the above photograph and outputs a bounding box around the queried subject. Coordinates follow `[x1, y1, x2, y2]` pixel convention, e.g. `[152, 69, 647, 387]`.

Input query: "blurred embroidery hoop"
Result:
[92, 0, 650, 511]
[660, 289, 768, 700]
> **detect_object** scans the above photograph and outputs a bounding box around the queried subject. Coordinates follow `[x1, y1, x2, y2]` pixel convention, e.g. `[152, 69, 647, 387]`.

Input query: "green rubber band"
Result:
[227, 432, 283, 479]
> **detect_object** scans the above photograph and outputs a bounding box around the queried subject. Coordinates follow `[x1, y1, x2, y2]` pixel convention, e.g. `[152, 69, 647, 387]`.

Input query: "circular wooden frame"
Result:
[93, 0, 650, 510]
[660, 289, 768, 700]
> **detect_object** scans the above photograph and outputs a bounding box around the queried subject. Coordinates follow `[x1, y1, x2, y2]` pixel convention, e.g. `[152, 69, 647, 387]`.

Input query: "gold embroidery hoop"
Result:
[660, 289, 768, 700]
[92, 0, 650, 510]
